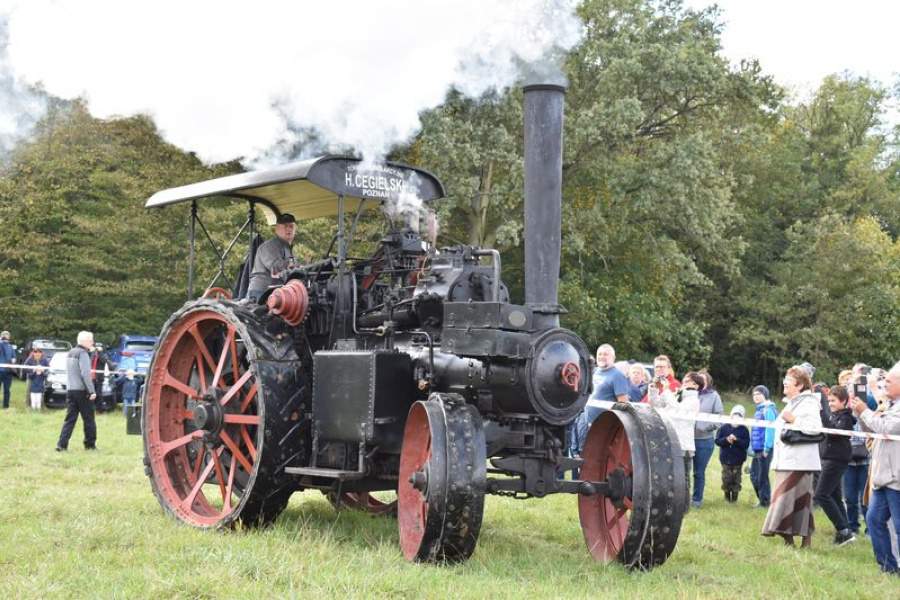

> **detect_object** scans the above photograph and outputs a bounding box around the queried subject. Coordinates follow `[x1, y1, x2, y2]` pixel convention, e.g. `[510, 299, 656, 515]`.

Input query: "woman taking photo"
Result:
[762, 366, 823, 547]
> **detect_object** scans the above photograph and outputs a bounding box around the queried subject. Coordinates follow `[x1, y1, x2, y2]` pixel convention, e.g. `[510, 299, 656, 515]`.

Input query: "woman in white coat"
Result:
[651, 371, 702, 512]
[762, 366, 823, 547]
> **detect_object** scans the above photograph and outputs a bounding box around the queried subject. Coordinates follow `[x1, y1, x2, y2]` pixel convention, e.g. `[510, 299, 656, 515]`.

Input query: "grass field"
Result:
[0, 382, 895, 599]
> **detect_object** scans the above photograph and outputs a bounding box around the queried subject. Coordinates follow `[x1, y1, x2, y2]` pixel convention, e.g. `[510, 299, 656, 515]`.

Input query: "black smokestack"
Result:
[523, 83, 565, 329]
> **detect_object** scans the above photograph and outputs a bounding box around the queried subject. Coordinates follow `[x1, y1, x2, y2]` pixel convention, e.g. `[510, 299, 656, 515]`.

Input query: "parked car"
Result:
[108, 335, 157, 375]
[43, 350, 115, 411]
[18, 339, 73, 379]
[108, 335, 156, 406]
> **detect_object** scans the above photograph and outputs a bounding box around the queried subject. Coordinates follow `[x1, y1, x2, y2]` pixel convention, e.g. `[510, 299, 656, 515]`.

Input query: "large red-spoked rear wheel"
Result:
[143, 299, 309, 528]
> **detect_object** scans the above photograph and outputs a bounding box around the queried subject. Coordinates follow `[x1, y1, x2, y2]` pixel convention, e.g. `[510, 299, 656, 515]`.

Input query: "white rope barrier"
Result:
[0, 362, 139, 376]
[587, 399, 900, 442]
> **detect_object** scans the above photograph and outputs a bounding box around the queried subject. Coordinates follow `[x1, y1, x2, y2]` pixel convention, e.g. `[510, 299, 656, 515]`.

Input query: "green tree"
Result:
[0, 101, 241, 344]
[733, 215, 900, 382]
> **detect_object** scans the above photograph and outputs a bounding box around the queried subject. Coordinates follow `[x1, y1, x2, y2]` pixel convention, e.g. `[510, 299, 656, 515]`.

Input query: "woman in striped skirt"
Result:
[762, 366, 823, 547]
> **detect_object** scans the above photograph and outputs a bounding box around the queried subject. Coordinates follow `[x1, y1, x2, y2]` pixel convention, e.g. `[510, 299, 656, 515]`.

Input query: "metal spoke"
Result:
[224, 455, 237, 512]
[239, 382, 258, 413]
[211, 449, 228, 505]
[188, 324, 218, 375]
[181, 449, 221, 510]
[210, 326, 235, 389]
[163, 372, 200, 400]
[220, 369, 252, 406]
[193, 351, 208, 391]
[241, 426, 257, 460]
[220, 430, 254, 473]
[191, 445, 207, 483]
[159, 430, 203, 456]
[223, 413, 260, 425]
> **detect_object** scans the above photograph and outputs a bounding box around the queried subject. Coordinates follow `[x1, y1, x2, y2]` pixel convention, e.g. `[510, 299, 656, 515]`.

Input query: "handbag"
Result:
[850, 441, 869, 460]
[780, 428, 824, 445]
[779, 394, 825, 445]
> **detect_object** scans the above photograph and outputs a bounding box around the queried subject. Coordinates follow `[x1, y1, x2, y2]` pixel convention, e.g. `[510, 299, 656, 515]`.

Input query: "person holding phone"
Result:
[851, 362, 900, 575]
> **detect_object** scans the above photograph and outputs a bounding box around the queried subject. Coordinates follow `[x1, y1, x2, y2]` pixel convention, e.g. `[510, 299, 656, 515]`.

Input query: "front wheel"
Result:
[578, 403, 686, 570]
[397, 394, 486, 563]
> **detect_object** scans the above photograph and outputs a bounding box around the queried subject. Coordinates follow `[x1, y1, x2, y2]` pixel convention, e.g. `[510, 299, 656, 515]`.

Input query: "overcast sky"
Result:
[685, 0, 898, 98]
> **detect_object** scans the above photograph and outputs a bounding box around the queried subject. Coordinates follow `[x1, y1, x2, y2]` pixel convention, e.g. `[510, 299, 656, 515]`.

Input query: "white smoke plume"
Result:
[0, 0, 583, 165]
[0, 14, 46, 157]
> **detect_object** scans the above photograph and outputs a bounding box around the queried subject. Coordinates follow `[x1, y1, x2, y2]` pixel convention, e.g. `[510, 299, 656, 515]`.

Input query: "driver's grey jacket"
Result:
[66, 345, 96, 395]
[248, 237, 294, 298]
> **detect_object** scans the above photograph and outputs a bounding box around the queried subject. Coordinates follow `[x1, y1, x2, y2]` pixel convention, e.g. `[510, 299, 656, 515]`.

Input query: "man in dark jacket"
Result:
[56, 331, 98, 451]
[0, 330, 15, 409]
[716, 404, 750, 502]
[814, 384, 856, 545]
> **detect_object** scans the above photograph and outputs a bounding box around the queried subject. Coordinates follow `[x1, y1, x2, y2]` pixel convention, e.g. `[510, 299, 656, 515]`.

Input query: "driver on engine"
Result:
[248, 213, 297, 301]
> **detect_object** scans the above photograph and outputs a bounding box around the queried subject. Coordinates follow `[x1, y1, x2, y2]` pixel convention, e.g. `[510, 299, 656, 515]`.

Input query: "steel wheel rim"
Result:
[398, 402, 432, 560]
[145, 309, 262, 527]
[578, 412, 635, 562]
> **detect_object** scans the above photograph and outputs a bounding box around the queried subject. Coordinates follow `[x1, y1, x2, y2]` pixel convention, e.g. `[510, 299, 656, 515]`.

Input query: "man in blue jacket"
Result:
[0, 330, 15, 409]
[749, 385, 777, 507]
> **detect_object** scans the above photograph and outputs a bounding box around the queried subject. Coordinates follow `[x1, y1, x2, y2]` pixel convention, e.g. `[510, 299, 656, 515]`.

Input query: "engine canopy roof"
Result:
[144, 155, 445, 224]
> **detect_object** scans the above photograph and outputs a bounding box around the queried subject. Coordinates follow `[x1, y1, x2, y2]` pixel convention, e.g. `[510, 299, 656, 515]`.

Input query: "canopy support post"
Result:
[337, 194, 346, 264]
[188, 200, 197, 300]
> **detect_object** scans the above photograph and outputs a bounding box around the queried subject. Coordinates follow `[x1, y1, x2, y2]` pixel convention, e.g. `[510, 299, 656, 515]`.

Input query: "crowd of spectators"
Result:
[569, 346, 900, 576]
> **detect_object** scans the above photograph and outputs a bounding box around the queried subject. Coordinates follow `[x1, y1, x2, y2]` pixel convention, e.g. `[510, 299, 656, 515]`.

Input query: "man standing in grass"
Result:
[56, 331, 98, 451]
[0, 330, 14, 409]
[852, 361, 900, 575]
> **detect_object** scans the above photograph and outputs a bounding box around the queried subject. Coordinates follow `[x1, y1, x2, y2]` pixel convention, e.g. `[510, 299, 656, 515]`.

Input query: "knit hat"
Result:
[752, 385, 770, 400]
[731, 404, 746, 418]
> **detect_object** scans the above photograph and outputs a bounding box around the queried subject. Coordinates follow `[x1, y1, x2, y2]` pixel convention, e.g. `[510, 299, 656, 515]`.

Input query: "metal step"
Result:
[284, 466, 366, 480]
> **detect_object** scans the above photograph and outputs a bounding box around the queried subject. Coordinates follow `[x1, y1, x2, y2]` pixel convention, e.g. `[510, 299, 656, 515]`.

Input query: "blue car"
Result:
[109, 334, 158, 376]
[108, 334, 157, 406]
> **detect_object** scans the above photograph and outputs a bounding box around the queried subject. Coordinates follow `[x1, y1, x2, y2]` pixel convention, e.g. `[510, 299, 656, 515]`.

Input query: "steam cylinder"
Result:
[523, 83, 566, 329]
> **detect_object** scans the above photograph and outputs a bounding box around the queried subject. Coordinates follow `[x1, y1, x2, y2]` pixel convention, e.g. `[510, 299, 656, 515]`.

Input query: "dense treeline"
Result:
[0, 0, 897, 388]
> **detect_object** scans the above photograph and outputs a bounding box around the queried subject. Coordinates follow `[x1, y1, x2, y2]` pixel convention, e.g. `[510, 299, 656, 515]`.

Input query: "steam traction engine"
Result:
[141, 84, 686, 569]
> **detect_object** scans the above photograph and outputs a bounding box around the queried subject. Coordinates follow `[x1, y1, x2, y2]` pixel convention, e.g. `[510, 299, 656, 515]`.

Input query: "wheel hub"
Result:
[194, 397, 225, 434]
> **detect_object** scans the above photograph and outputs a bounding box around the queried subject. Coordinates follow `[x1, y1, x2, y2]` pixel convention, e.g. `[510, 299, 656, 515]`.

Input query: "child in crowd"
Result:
[749, 385, 777, 507]
[814, 384, 857, 545]
[120, 369, 138, 416]
[716, 404, 750, 502]
[23, 348, 50, 410]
